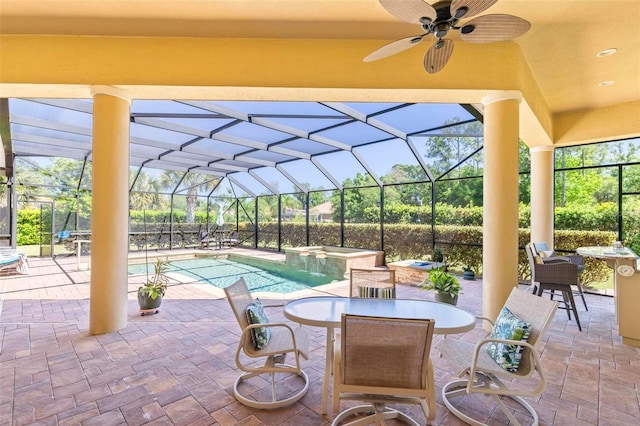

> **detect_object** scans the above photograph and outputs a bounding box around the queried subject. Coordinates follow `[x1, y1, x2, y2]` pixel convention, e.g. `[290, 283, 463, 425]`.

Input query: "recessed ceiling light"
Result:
[598, 80, 615, 87]
[597, 48, 617, 58]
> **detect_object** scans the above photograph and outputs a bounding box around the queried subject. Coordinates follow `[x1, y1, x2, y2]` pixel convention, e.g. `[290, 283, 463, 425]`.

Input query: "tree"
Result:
[130, 169, 164, 211]
[424, 119, 484, 207]
[330, 173, 380, 223]
[160, 171, 215, 223]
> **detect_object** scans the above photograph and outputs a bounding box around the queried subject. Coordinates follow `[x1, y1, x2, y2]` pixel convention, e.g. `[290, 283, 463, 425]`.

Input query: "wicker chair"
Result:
[349, 268, 396, 298]
[526, 243, 583, 330]
[532, 242, 588, 310]
[332, 314, 436, 426]
[437, 288, 559, 426]
[224, 278, 310, 409]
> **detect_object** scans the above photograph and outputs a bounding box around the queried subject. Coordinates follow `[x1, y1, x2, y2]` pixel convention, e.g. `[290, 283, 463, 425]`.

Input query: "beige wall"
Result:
[1, 34, 638, 147]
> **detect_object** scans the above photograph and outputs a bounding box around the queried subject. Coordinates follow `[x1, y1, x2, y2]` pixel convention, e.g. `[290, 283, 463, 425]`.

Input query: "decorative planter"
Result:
[463, 270, 475, 280]
[138, 292, 162, 315]
[435, 291, 458, 305]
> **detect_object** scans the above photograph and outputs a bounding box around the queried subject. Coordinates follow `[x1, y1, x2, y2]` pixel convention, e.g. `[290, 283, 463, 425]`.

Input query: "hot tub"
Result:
[285, 246, 384, 279]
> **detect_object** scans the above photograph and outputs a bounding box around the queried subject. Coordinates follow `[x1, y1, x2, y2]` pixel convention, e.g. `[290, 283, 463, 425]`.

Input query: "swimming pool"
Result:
[128, 256, 340, 293]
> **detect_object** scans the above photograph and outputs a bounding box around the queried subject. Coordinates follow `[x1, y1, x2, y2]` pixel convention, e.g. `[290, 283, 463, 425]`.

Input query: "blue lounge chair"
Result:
[0, 249, 30, 274]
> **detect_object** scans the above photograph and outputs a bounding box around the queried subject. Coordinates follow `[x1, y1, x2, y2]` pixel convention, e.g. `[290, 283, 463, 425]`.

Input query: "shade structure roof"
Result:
[7, 98, 483, 197]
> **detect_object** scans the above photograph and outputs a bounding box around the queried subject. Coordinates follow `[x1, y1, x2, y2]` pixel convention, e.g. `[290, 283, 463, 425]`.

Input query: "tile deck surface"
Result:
[1, 248, 639, 425]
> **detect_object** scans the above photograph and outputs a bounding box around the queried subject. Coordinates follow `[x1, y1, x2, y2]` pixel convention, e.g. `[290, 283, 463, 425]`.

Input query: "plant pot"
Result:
[463, 271, 475, 280]
[138, 292, 162, 315]
[434, 291, 458, 305]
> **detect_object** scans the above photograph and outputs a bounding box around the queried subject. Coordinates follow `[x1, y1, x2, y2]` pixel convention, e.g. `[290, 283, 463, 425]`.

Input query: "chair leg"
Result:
[560, 291, 572, 320]
[575, 282, 588, 311]
[565, 289, 582, 331]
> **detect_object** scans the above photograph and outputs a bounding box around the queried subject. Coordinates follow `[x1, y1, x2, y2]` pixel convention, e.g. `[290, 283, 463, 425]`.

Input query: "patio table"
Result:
[283, 296, 476, 415]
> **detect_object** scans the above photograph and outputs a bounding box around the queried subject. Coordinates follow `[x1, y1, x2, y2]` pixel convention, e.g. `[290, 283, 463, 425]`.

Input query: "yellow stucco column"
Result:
[89, 86, 131, 335]
[530, 146, 555, 246]
[482, 91, 522, 323]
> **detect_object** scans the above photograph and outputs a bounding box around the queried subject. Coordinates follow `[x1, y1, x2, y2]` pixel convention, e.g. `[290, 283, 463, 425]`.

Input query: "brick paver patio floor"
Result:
[1, 248, 639, 425]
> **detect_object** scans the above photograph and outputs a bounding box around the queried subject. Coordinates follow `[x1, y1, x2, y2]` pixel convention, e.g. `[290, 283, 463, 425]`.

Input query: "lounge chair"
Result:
[220, 231, 240, 247]
[199, 230, 213, 249]
[0, 248, 30, 275]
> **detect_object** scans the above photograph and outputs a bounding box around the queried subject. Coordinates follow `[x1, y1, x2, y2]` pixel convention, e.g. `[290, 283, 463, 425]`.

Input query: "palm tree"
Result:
[161, 171, 217, 223]
[130, 169, 163, 211]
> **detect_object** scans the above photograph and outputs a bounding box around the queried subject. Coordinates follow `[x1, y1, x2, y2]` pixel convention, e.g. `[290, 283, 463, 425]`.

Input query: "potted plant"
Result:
[463, 265, 476, 281]
[138, 257, 170, 315]
[420, 266, 462, 305]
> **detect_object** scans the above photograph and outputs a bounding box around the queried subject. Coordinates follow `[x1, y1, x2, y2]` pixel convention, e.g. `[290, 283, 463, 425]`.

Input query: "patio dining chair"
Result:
[532, 242, 588, 310]
[349, 267, 396, 298]
[437, 287, 558, 426]
[332, 314, 436, 425]
[224, 278, 310, 409]
[526, 243, 583, 330]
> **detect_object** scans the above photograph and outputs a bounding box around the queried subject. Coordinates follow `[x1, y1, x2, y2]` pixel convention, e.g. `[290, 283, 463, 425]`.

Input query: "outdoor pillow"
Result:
[246, 299, 271, 350]
[486, 306, 531, 373]
[357, 286, 396, 299]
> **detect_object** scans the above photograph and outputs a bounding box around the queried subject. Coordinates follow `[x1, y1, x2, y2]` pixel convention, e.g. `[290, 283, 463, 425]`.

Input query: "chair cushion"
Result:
[539, 250, 554, 258]
[486, 307, 532, 373]
[356, 286, 396, 299]
[246, 299, 271, 350]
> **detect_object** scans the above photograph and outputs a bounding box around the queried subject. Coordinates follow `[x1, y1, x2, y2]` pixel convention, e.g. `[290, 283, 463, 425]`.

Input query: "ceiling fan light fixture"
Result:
[460, 24, 475, 35]
[596, 48, 617, 58]
[420, 16, 433, 25]
[453, 6, 468, 19]
[434, 22, 449, 38]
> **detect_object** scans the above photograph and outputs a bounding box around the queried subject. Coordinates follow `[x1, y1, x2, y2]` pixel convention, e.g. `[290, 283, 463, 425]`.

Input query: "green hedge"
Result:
[242, 221, 616, 286]
[16, 206, 621, 285]
[129, 210, 208, 224]
[17, 209, 41, 245]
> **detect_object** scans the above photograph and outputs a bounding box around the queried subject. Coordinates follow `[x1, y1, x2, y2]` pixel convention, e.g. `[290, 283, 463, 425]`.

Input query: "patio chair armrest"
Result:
[541, 256, 571, 264]
[241, 321, 295, 337]
[475, 316, 495, 327]
[564, 254, 584, 266]
[237, 322, 304, 364]
[469, 337, 539, 381]
[234, 322, 309, 381]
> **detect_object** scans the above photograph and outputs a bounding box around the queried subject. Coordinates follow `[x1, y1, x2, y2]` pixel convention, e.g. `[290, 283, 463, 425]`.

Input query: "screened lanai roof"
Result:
[4, 98, 483, 197]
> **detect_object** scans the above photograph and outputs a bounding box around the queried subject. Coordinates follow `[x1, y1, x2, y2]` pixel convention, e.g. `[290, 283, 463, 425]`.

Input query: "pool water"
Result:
[128, 256, 339, 293]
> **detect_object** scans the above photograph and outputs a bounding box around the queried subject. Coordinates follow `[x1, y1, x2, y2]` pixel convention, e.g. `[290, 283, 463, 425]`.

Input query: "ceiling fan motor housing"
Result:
[422, 1, 460, 38]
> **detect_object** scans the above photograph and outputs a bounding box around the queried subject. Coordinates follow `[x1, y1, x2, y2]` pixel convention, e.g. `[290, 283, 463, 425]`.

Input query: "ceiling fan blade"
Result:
[459, 14, 531, 43]
[423, 39, 454, 74]
[450, 0, 498, 19]
[364, 35, 424, 62]
[379, 0, 436, 25]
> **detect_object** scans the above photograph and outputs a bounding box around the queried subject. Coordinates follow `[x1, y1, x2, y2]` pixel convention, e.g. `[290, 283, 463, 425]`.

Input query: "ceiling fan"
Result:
[365, 0, 531, 73]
